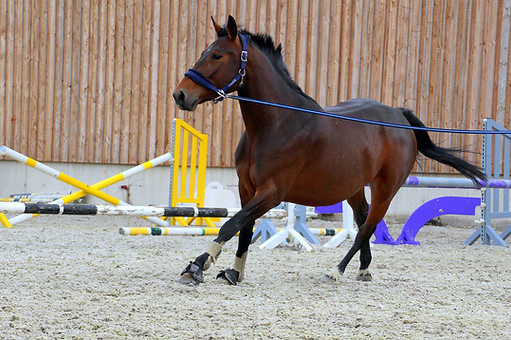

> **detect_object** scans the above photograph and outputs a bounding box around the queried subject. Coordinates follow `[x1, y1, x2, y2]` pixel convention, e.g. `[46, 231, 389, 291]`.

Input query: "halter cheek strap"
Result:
[184, 33, 248, 103]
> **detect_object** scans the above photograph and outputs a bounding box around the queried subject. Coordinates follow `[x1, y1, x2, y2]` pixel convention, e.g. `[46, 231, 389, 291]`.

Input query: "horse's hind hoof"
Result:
[320, 267, 343, 283]
[216, 269, 239, 285]
[178, 261, 204, 286]
[356, 269, 373, 282]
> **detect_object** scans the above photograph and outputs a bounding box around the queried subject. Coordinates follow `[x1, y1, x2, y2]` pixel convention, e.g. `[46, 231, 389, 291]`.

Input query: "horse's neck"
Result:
[237, 47, 320, 133]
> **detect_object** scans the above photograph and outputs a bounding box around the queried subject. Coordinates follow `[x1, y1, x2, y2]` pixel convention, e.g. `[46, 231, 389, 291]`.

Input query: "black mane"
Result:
[218, 27, 317, 103]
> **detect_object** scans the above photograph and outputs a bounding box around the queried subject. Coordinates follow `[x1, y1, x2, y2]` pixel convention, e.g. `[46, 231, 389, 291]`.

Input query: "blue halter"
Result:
[184, 34, 248, 103]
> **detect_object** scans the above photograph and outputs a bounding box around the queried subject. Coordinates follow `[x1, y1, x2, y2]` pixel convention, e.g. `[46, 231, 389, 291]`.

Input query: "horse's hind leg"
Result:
[323, 184, 395, 282]
[346, 190, 373, 281]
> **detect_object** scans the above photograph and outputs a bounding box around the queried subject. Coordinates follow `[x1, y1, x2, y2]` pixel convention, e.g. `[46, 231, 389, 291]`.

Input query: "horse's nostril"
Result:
[173, 89, 186, 104]
[178, 90, 185, 103]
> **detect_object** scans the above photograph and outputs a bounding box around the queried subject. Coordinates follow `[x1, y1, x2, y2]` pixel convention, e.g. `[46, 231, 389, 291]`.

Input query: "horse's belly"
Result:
[282, 166, 372, 207]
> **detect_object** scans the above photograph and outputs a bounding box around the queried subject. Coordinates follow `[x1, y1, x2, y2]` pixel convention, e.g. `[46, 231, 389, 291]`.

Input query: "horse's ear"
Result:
[211, 16, 222, 36]
[226, 15, 237, 40]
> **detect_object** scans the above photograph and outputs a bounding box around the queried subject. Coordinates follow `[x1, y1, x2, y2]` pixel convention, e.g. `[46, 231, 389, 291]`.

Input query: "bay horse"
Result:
[173, 16, 485, 286]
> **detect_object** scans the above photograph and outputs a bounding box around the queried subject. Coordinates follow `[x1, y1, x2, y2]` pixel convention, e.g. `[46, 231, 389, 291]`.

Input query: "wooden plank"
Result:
[127, 0, 143, 163]
[369, 0, 386, 101]
[358, 0, 374, 99]
[147, 0, 160, 159]
[19, 0, 32, 156]
[35, 0, 48, 160]
[85, 0, 99, 163]
[381, 0, 398, 105]
[51, 0, 64, 161]
[404, 0, 421, 111]
[465, 0, 486, 166]
[191, 0, 206, 136]
[480, 0, 499, 121]
[136, 0, 153, 163]
[505, 2, 511, 131]
[4, 0, 14, 151]
[305, 0, 319, 99]
[12, 0, 23, 154]
[119, 0, 134, 163]
[76, 0, 90, 162]
[110, 0, 124, 163]
[349, 0, 362, 100]
[59, 0, 73, 161]
[68, 0, 82, 162]
[209, 1, 225, 167]
[0, 0, 5, 150]
[326, 1, 341, 105]
[295, 0, 308, 92]
[93, 0, 107, 163]
[317, 0, 330, 106]
[284, 0, 298, 94]
[438, 0, 458, 174]
[101, 0, 116, 163]
[392, 0, 410, 107]
[164, 0, 180, 160]
[43, 0, 56, 160]
[451, 1, 470, 164]
[425, 0, 445, 173]
[155, 0, 169, 157]
[276, 0, 287, 49]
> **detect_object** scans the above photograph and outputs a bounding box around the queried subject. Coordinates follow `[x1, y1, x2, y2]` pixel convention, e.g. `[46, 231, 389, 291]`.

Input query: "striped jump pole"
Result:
[0, 202, 287, 219]
[0, 202, 229, 217]
[119, 226, 342, 236]
[402, 176, 511, 189]
[0, 145, 172, 228]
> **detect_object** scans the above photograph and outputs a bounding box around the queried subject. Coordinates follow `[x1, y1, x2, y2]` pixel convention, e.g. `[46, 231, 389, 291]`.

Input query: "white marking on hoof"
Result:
[356, 269, 373, 282]
[320, 267, 342, 283]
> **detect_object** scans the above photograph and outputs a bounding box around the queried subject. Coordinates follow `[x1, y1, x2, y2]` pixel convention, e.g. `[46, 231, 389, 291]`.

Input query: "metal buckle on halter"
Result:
[211, 89, 226, 104]
[241, 50, 248, 62]
[239, 69, 246, 87]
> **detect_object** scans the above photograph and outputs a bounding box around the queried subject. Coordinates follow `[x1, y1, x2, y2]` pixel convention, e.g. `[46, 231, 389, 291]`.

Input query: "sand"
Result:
[1, 214, 510, 339]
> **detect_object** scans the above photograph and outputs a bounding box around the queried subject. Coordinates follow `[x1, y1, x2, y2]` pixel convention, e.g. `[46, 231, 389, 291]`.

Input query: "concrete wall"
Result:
[1, 160, 485, 227]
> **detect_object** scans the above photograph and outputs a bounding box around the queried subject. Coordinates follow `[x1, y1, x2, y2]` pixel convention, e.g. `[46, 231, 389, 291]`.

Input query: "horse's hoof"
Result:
[178, 261, 204, 286]
[178, 273, 201, 286]
[356, 269, 373, 282]
[216, 269, 239, 285]
[320, 267, 343, 283]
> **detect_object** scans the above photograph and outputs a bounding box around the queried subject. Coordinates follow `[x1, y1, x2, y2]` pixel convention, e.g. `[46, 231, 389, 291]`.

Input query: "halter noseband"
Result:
[184, 33, 248, 103]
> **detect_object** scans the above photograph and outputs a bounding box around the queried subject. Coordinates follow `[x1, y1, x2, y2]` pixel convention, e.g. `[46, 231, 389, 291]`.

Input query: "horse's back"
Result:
[324, 98, 408, 124]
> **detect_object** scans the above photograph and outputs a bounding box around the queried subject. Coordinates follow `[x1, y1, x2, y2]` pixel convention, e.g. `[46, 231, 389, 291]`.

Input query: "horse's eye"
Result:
[212, 53, 223, 60]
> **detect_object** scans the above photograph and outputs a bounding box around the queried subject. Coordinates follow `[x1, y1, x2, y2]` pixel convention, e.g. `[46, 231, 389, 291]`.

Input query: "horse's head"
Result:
[173, 15, 246, 111]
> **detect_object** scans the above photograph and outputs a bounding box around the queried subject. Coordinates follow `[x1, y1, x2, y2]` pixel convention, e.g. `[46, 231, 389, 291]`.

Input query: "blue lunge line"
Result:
[227, 94, 510, 135]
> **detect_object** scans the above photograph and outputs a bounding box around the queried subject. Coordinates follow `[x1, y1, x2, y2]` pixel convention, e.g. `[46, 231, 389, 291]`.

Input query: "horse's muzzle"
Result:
[173, 89, 198, 111]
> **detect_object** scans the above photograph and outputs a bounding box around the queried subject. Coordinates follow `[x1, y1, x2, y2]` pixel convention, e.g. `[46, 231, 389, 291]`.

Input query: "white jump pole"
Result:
[119, 226, 342, 236]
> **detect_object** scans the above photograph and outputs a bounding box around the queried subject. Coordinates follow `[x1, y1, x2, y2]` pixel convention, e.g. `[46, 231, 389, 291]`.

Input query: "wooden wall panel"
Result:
[1, 0, 510, 176]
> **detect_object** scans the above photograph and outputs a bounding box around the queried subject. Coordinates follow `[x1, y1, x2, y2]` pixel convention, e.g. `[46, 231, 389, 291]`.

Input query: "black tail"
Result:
[400, 108, 486, 184]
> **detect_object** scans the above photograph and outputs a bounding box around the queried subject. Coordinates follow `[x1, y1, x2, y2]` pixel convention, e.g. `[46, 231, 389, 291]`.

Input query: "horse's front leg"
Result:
[216, 221, 254, 285]
[178, 184, 280, 286]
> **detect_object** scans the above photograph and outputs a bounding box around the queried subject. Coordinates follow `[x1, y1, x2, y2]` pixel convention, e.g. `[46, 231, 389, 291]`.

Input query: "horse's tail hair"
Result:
[400, 108, 486, 184]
